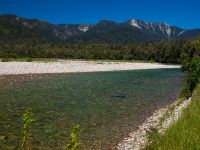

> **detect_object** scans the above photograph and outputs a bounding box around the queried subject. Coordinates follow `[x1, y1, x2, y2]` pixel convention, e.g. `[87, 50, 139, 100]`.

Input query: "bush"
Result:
[186, 57, 200, 92]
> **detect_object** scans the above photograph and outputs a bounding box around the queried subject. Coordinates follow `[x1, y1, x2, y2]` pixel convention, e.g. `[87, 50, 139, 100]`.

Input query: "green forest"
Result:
[0, 33, 199, 65]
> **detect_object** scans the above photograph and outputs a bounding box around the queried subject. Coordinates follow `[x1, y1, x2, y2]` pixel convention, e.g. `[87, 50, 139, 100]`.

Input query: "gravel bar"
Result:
[0, 61, 180, 75]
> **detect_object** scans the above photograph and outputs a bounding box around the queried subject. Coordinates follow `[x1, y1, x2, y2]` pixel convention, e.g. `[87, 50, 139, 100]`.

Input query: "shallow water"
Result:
[0, 69, 184, 149]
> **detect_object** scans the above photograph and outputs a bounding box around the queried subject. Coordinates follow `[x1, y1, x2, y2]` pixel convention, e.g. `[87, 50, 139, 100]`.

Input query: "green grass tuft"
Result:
[146, 84, 200, 150]
[65, 125, 81, 150]
[0, 58, 59, 62]
[19, 108, 34, 150]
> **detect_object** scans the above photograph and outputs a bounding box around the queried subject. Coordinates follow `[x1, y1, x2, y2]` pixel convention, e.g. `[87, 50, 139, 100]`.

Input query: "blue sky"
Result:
[0, 0, 199, 29]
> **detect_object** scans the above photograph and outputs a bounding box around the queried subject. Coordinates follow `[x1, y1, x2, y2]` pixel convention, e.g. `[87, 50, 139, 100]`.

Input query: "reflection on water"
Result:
[0, 69, 184, 149]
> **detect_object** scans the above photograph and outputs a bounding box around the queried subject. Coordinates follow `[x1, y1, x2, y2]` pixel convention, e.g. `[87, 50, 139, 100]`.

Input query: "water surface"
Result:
[0, 69, 184, 149]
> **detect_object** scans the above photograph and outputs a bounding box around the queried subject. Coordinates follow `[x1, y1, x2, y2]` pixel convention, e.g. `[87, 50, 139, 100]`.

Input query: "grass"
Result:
[0, 58, 59, 62]
[99, 59, 156, 63]
[0, 57, 156, 63]
[157, 97, 185, 127]
[146, 83, 200, 150]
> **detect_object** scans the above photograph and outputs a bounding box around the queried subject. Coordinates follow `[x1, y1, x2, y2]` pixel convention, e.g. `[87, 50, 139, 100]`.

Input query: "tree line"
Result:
[1, 37, 199, 64]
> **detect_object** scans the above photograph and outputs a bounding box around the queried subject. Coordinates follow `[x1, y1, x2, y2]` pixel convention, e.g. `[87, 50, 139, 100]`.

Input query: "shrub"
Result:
[186, 57, 200, 92]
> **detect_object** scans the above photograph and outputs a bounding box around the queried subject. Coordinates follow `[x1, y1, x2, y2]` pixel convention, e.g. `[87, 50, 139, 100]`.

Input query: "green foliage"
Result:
[185, 57, 200, 92]
[65, 125, 81, 150]
[180, 52, 191, 71]
[180, 37, 200, 97]
[19, 108, 34, 150]
[0, 40, 186, 63]
[180, 84, 191, 98]
[0, 32, 193, 65]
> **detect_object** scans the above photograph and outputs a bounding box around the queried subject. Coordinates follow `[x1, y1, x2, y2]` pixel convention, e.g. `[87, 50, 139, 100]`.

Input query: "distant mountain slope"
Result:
[0, 14, 94, 41]
[0, 22, 43, 44]
[0, 14, 200, 44]
[176, 29, 200, 39]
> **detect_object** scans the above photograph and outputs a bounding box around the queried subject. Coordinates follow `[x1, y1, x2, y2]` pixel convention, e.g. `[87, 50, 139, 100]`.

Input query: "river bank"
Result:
[117, 97, 192, 150]
[0, 61, 180, 75]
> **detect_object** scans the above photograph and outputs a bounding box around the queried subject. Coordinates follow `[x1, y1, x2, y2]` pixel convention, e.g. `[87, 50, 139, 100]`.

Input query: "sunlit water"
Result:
[0, 69, 184, 149]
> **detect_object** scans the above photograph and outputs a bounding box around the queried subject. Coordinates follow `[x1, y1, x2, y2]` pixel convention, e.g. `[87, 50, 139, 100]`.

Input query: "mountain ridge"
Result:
[0, 14, 200, 44]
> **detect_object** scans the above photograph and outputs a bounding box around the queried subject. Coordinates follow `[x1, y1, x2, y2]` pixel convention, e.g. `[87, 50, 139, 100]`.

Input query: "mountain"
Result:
[126, 19, 200, 40]
[0, 14, 94, 41]
[126, 19, 183, 38]
[0, 14, 200, 44]
[66, 19, 200, 44]
[67, 20, 164, 44]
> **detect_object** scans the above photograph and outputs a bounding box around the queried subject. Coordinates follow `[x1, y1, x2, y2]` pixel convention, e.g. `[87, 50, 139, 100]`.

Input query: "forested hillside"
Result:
[1, 14, 200, 44]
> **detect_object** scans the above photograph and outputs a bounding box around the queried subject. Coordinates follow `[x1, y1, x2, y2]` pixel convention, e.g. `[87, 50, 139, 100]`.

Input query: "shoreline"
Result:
[0, 61, 180, 75]
[117, 97, 191, 150]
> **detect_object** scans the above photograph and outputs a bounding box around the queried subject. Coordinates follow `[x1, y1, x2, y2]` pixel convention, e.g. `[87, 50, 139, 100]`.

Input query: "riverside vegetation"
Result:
[146, 84, 200, 150]
[145, 49, 200, 149]
[0, 39, 194, 63]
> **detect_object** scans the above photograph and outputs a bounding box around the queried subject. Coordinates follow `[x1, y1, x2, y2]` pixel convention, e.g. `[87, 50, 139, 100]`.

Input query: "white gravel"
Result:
[0, 61, 180, 75]
[117, 98, 192, 150]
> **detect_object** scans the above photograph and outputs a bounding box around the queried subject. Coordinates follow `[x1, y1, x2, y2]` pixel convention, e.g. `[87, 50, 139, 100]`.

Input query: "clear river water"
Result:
[0, 68, 184, 149]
